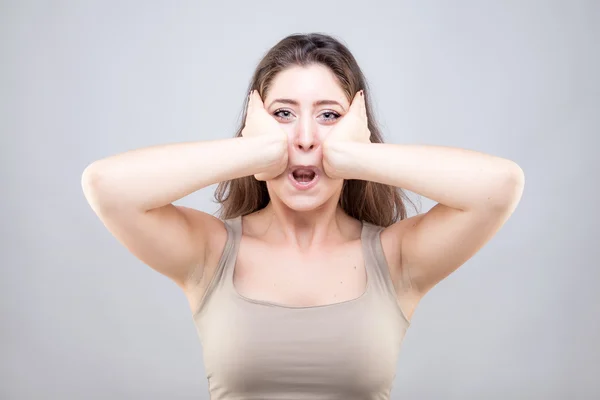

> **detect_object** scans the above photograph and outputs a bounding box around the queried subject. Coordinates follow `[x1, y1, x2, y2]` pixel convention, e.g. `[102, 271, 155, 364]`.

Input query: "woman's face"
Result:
[262, 64, 351, 212]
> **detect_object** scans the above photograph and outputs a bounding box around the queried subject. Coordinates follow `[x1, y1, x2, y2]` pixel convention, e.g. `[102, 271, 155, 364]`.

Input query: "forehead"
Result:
[265, 64, 348, 104]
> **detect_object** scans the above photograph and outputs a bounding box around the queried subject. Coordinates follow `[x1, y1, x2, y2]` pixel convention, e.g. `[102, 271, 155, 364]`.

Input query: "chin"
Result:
[279, 196, 330, 212]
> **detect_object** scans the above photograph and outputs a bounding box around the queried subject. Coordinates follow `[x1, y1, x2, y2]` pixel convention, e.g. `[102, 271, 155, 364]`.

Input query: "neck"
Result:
[258, 199, 351, 252]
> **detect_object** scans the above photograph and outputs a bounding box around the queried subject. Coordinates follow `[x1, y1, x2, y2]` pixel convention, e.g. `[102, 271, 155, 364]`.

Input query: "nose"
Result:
[293, 118, 319, 152]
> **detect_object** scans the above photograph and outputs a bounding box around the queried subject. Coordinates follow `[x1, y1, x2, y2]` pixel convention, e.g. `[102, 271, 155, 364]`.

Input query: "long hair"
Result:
[213, 33, 415, 227]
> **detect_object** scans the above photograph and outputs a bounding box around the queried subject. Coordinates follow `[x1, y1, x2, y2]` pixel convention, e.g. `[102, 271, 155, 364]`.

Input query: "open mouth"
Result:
[289, 166, 320, 189]
[292, 169, 317, 184]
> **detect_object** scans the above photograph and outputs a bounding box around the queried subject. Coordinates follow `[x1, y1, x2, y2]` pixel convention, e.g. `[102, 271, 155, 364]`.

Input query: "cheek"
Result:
[317, 124, 335, 140]
[281, 124, 295, 139]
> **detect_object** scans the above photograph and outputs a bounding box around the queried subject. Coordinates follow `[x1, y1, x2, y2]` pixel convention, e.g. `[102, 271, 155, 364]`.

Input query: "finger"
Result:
[360, 90, 368, 120]
[246, 90, 254, 115]
[349, 90, 362, 114]
[252, 90, 265, 109]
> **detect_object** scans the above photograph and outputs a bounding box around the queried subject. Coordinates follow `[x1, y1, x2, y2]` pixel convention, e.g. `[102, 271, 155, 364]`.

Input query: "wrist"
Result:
[323, 140, 362, 180]
[253, 134, 288, 174]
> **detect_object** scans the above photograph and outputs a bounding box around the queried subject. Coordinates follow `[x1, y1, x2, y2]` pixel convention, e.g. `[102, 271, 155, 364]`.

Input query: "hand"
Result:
[242, 90, 289, 181]
[323, 90, 371, 179]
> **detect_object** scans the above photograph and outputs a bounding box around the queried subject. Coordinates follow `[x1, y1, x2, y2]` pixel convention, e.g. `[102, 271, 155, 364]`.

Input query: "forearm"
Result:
[326, 142, 524, 211]
[82, 135, 286, 212]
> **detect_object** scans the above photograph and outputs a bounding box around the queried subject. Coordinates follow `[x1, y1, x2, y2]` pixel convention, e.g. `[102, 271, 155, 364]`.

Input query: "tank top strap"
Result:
[192, 215, 241, 316]
[220, 215, 243, 286]
[361, 221, 407, 307]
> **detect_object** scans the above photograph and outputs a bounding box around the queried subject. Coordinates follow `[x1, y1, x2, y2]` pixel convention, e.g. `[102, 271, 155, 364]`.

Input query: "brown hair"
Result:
[213, 33, 416, 227]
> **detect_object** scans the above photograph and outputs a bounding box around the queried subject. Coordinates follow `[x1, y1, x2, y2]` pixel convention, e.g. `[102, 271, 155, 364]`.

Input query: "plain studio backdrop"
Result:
[1, 1, 598, 399]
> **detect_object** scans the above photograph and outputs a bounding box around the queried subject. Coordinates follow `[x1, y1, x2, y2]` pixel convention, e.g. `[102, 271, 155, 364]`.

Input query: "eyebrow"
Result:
[267, 98, 346, 112]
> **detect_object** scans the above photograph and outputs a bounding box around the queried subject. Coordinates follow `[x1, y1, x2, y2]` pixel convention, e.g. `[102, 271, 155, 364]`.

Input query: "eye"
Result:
[319, 111, 341, 122]
[273, 109, 294, 121]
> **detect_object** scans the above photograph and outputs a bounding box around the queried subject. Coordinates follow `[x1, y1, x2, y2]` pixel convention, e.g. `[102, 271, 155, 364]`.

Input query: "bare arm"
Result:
[81, 134, 287, 288]
[325, 141, 524, 297]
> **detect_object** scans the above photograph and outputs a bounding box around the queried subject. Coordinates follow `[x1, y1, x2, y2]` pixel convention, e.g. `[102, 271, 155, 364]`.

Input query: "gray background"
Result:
[2, 0, 598, 399]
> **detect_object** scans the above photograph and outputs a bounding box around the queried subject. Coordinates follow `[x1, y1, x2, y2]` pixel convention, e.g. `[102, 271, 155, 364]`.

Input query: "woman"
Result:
[82, 33, 524, 399]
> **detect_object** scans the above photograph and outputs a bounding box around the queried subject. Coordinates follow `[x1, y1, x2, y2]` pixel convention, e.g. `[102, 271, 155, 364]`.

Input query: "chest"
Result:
[192, 219, 411, 398]
[196, 296, 406, 398]
[232, 237, 368, 308]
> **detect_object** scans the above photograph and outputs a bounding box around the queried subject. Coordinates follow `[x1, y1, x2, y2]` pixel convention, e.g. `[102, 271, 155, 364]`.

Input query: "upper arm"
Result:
[382, 200, 521, 301]
[101, 204, 225, 287]
[84, 187, 225, 289]
[401, 203, 513, 294]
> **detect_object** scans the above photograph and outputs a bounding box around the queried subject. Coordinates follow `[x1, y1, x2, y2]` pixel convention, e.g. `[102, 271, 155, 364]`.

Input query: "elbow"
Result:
[81, 161, 119, 214]
[506, 161, 525, 202]
[81, 162, 99, 199]
[490, 161, 525, 212]
[472, 161, 524, 212]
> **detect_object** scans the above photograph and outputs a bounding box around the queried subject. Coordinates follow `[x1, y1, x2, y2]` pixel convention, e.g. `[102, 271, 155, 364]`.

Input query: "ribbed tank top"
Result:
[192, 215, 411, 400]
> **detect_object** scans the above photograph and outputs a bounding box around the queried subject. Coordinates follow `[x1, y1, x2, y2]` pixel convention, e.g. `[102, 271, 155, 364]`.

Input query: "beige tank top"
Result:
[192, 215, 411, 400]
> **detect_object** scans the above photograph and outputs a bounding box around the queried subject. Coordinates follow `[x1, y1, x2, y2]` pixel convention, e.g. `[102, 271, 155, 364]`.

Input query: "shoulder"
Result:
[376, 215, 417, 256]
[200, 214, 229, 280]
[181, 207, 229, 258]
[378, 214, 425, 283]
[174, 209, 229, 290]
[180, 211, 229, 305]
[378, 214, 426, 320]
